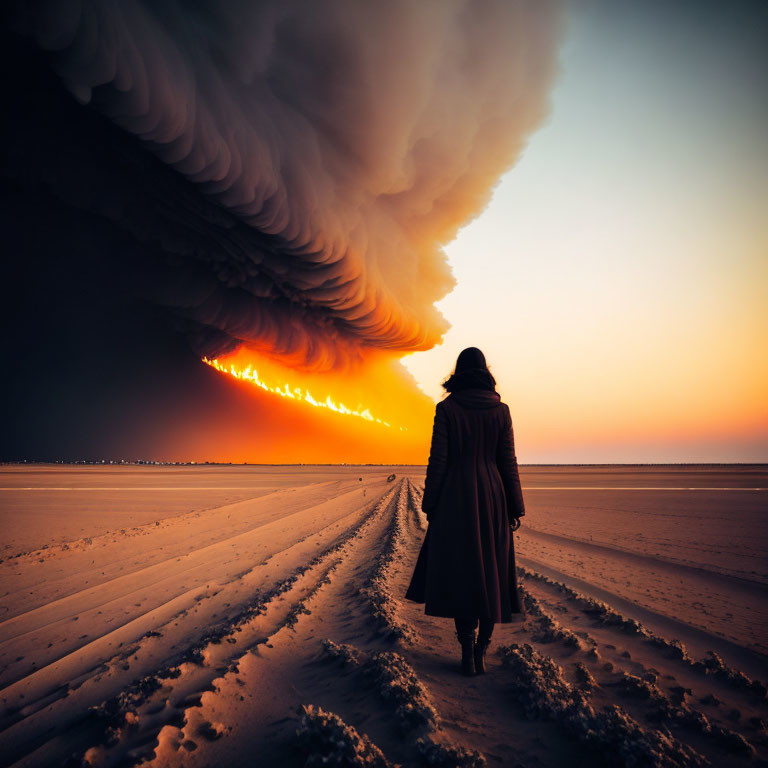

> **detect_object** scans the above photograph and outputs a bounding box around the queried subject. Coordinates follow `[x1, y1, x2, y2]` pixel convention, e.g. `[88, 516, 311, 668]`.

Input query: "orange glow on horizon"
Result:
[202, 356, 405, 431]
[187, 346, 436, 464]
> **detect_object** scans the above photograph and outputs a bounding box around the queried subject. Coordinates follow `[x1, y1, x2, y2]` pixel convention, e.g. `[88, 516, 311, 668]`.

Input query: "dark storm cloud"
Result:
[9, 0, 562, 371]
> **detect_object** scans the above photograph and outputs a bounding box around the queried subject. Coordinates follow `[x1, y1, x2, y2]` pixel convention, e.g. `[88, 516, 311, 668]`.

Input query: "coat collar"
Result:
[447, 389, 502, 410]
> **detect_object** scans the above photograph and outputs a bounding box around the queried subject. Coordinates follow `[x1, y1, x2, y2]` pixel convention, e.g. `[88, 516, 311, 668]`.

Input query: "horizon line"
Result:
[2, 461, 767, 468]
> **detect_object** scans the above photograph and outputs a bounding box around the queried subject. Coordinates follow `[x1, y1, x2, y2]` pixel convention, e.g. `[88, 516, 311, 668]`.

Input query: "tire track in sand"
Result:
[0, 483, 397, 767]
[0, 481, 389, 690]
[135, 478, 474, 767]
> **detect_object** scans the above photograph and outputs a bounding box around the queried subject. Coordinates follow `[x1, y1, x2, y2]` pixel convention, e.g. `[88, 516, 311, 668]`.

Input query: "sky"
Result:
[2, 1, 559, 463]
[2, 1, 766, 464]
[403, 0, 768, 463]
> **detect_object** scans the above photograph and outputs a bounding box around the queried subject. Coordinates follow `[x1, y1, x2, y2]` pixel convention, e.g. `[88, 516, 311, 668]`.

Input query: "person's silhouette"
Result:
[405, 347, 526, 675]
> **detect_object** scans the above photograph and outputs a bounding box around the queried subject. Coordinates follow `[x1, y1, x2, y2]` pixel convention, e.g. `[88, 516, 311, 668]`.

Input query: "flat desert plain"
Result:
[0, 464, 766, 767]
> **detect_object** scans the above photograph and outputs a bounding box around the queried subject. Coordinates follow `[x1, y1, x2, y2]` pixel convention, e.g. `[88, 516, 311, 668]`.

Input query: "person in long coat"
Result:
[405, 346, 526, 675]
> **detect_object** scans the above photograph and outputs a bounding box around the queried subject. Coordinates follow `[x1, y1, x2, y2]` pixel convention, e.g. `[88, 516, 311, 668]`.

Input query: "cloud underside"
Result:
[11, 0, 561, 371]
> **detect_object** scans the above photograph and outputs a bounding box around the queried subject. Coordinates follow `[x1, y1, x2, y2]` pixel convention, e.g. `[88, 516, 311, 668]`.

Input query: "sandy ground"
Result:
[0, 466, 403, 555]
[0, 464, 766, 767]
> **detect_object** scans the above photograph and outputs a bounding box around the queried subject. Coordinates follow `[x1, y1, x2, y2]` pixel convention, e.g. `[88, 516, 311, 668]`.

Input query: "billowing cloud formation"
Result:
[11, 0, 561, 371]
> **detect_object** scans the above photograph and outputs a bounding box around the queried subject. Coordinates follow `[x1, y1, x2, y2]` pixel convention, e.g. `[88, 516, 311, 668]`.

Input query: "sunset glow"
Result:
[202, 356, 401, 430]
[3, 1, 765, 465]
[173, 347, 435, 465]
[402, 3, 768, 464]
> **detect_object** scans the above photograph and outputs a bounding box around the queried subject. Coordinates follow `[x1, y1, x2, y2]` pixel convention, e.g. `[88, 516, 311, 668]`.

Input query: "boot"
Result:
[474, 618, 494, 675]
[473, 637, 490, 674]
[455, 618, 477, 676]
[460, 636, 476, 676]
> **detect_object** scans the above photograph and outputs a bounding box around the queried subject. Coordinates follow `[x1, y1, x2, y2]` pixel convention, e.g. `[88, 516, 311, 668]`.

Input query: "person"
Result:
[404, 347, 526, 676]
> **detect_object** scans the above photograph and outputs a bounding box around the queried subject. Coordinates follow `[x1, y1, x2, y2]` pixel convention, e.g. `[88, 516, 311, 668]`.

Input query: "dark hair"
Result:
[441, 346, 497, 392]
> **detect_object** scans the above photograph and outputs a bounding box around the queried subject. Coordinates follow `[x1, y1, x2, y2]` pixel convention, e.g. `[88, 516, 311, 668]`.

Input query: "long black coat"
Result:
[404, 388, 526, 622]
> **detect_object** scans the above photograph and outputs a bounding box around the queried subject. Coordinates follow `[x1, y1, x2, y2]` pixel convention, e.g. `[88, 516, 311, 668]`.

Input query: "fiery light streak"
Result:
[202, 357, 405, 430]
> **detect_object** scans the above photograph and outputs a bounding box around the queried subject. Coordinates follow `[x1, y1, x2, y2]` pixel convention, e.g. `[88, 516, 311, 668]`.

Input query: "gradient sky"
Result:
[403, 0, 768, 463]
[4, 1, 766, 464]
